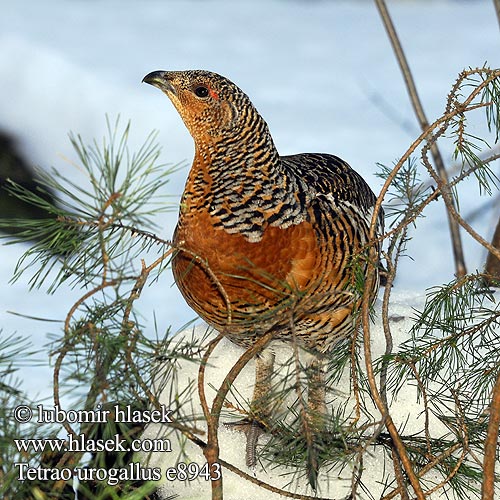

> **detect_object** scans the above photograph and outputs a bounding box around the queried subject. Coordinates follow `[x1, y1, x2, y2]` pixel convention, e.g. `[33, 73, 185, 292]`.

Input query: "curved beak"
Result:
[142, 70, 176, 95]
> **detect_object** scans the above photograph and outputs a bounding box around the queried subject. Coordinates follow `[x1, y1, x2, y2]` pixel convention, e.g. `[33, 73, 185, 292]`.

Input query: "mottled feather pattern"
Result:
[143, 69, 383, 354]
[144, 69, 384, 477]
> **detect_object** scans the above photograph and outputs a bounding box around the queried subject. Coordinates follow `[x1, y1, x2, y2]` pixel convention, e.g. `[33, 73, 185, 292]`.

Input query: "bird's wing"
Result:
[280, 153, 384, 235]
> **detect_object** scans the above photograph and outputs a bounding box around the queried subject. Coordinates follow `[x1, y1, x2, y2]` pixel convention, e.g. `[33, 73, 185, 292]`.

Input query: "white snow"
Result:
[140, 290, 477, 499]
[1, 0, 499, 497]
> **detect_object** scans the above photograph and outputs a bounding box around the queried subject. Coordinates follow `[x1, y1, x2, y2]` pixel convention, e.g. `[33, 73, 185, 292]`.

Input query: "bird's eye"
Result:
[194, 85, 210, 98]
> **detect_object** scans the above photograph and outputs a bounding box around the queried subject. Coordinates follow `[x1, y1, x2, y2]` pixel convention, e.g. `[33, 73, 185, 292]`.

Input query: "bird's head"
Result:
[143, 69, 256, 145]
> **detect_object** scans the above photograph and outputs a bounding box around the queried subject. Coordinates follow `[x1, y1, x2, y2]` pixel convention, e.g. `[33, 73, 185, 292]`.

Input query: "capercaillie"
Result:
[143, 69, 384, 479]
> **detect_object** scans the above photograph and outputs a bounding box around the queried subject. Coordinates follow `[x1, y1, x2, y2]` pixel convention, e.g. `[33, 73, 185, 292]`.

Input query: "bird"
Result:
[143, 69, 384, 484]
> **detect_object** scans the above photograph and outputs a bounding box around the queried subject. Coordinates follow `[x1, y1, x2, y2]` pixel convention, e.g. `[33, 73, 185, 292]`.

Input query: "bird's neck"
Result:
[184, 124, 282, 210]
[179, 124, 307, 242]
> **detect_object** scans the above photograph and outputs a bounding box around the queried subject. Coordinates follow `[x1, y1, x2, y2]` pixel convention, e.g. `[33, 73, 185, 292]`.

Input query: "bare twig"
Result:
[379, 208, 409, 411]
[365, 137, 430, 500]
[374, 0, 467, 277]
[361, 245, 426, 497]
[420, 391, 468, 498]
[408, 362, 431, 454]
[493, 0, 500, 30]
[198, 333, 226, 499]
[485, 216, 500, 284]
[423, 150, 500, 263]
[350, 321, 362, 425]
[391, 447, 410, 500]
[417, 146, 500, 193]
[382, 443, 462, 500]
[199, 331, 275, 500]
[482, 369, 500, 500]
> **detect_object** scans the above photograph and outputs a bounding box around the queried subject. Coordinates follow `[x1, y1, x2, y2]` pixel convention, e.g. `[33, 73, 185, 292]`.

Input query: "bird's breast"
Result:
[171, 207, 324, 331]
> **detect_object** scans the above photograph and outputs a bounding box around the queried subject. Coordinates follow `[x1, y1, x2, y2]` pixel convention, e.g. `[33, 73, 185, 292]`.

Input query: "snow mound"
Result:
[141, 290, 489, 499]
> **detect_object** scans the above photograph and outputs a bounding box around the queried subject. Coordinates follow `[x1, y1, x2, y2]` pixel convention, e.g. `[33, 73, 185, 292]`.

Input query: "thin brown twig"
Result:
[374, 0, 466, 277]
[407, 362, 431, 454]
[418, 391, 468, 498]
[381, 443, 463, 500]
[289, 307, 320, 487]
[122, 251, 176, 408]
[197, 333, 226, 498]
[373, 68, 500, 251]
[206, 331, 274, 499]
[96, 193, 121, 283]
[350, 317, 362, 426]
[365, 165, 427, 498]
[422, 147, 500, 263]
[198, 333, 226, 426]
[350, 452, 364, 499]
[210, 330, 275, 426]
[378, 198, 410, 408]
[481, 368, 500, 500]
[391, 447, 410, 500]
[56, 215, 172, 250]
[361, 247, 426, 498]
[378, 217, 408, 439]
[493, 0, 500, 30]
[123, 247, 173, 371]
[379, 145, 499, 252]
[178, 245, 233, 325]
[52, 278, 121, 440]
[382, 148, 500, 214]
[383, 146, 500, 206]
[418, 71, 500, 266]
[379, 266, 394, 410]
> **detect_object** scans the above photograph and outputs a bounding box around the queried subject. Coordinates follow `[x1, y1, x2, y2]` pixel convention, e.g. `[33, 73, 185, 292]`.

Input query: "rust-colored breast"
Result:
[172, 208, 325, 335]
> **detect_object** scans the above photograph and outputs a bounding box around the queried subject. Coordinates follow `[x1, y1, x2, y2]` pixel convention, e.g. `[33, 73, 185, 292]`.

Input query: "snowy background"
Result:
[1, 0, 499, 497]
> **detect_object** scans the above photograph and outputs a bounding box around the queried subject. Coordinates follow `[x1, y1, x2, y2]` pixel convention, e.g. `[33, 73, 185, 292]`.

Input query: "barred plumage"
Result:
[143, 69, 383, 478]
